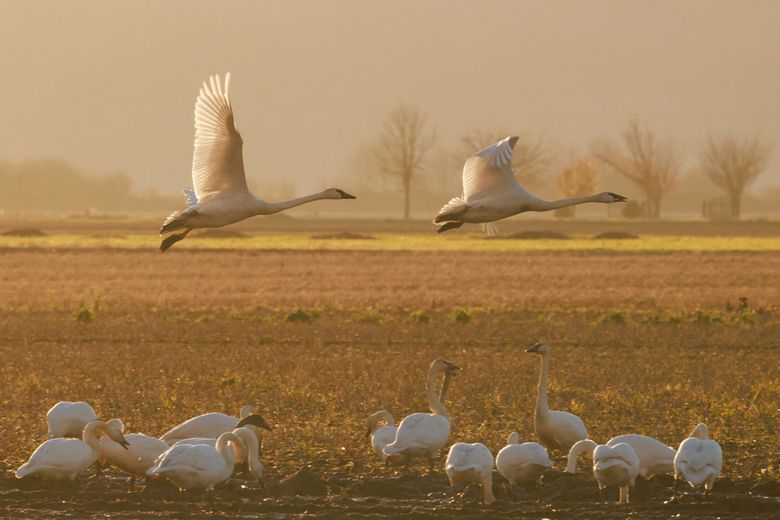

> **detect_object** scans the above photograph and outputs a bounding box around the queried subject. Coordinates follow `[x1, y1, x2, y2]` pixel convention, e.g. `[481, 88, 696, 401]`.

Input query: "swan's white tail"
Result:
[433, 197, 468, 223]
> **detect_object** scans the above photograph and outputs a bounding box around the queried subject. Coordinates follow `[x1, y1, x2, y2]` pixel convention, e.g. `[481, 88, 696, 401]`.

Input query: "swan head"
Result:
[689, 423, 709, 440]
[90, 420, 130, 449]
[507, 431, 520, 445]
[431, 358, 461, 376]
[240, 405, 257, 418]
[366, 410, 393, 436]
[236, 413, 273, 432]
[106, 418, 125, 433]
[324, 188, 356, 200]
[526, 342, 549, 355]
[597, 192, 628, 203]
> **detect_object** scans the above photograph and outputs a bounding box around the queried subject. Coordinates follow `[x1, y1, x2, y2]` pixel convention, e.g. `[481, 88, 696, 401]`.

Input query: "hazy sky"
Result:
[1, 0, 778, 196]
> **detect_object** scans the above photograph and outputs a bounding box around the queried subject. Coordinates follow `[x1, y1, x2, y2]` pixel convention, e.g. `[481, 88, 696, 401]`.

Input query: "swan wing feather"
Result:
[462, 136, 520, 203]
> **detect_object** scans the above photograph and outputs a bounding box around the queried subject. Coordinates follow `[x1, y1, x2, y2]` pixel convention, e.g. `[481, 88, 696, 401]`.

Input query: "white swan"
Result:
[445, 442, 496, 505]
[366, 410, 406, 465]
[566, 434, 676, 479]
[170, 414, 270, 481]
[160, 404, 269, 444]
[674, 423, 722, 493]
[16, 420, 128, 481]
[383, 359, 460, 468]
[146, 431, 242, 490]
[526, 343, 588, 453]
[96, 419, 170, 487]
[495, 432, 553, 489]
[593, 442, 640, 504]
[159, 73, 356, 251]
[46, 401, 97, 438]
[433, 136, 626, 233]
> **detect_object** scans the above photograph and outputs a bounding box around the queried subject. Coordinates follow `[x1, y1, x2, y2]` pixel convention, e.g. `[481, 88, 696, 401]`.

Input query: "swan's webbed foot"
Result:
[436, 222, 464, 234]
[160, 229, 192, 252]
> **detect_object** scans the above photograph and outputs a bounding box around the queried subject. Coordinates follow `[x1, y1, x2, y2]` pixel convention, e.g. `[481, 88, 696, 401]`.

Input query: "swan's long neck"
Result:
[82, 422, 105, 455]
[531, 194, 604, 212]
[565, 439, 598, 473]
[535, 354, 550, 419]
[427, 366, 448, 417]
[238, 429, 263, 478]
[438, 372, 454, 404]
[257, 192, 331, 215]
[216, 433, 237, 469]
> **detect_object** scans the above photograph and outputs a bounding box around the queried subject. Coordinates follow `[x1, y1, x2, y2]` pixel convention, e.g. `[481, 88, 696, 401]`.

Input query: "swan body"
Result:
[383, 359, 460, 466]
[592, 442, 640, 504]
[674, 423, 722, 493]
[160, 404, 259, 444]
[526, 343, 588, 453]
[16, 421, 128, 481]
[495, 432, 553, 486]
[146, 431, 242, 490]
[445, 442, 496, 505]
[97, 419, 169, 478]
[566, 434, 676, 478]
[367, 411, 406, 465]
[433, 136, 626, 233]
[159, 73, 355, 251]
[46, 401, 97, 438]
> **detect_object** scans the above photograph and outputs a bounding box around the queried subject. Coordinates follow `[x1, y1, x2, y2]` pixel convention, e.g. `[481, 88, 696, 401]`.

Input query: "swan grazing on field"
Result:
[568, 439, 640, 504]
[383, 359, 460, 469]
[526, 343, 588, 453]
[445, 442, 496, 505]
[566, 434, 676, 478]
[96, 419, 170, 488]
[16, 421, 128, 481]
[160, 404, 268, 444]
[495, 432, 553, 489]
[146, 431, 243, 490]
[46, 401, 97, 438]
[367, 411, 405, 465]
[433, 136, 626, 234]
[674, 423, 722, 493]
[159, 73, 355, 251]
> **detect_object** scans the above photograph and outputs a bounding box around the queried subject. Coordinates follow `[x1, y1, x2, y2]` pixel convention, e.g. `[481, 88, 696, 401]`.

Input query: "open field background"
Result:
[0, 220, 778, 518]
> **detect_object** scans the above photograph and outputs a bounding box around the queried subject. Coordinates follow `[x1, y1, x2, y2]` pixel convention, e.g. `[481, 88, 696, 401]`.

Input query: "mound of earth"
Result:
[593, 231, 639, 239]
[312, 232, 375, 240]
[192, 229, 249, 239]
[1, 228, 47, 237]
[489, 230, 570, 240]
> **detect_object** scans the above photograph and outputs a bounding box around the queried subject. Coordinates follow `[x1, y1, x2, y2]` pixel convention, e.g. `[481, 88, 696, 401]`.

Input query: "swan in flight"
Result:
[433, 136, 626, 234]
[367, 410, 406, 466]
[495, 432, 553, 490]
[159, 73, 356, 251]
[445, 442, 496, 505]
[46, 401, 97, 438]
[383, 359, 460, 469]
[96, 419, 169, 489]
[674, 423, 722, 493]
[160, 404, 270, 444]
[146, 431, 243, 490]
[16, 420, 128, 481]
[526, 343, 588, 453]
[566, 434, 676, 479]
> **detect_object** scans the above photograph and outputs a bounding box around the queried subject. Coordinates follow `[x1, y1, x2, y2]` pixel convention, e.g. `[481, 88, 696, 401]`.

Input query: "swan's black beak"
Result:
[608, 192, 628, 202]
[236, 414, 273, 431]
[526, 343, 542, 353]
[444, 361, 461, 373]
[119, 436, 130, 449]
[336, 189, 356, 199]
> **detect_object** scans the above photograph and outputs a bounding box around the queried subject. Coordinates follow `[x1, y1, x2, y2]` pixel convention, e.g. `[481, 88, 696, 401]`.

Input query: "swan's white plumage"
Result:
[367, 411, 405, 464]
[462, 136, 520, 202]
[160, 405, 255, 445]
[445, 442, 496, 505]
[592, 442, 640, 504]
[147, 431, 241, 490]
[98, 430, 169, 477]
[566, 434, 676, 479]
[495, 432, 553, 486]
[46, 401, 97, 438]
[674, 424, 722, 492]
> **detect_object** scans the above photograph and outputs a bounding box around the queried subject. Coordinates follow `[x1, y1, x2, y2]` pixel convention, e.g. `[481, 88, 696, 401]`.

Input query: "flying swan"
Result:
[159, 73, 355, 251]
[433, 136, 626, 235]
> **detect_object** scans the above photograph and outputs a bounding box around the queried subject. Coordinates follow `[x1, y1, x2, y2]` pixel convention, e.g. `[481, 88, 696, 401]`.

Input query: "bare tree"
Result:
[592, 118, 681, 218]
[699, 133, 771, 218]
[555, 157, 599, 217]
[451, 129, 554, 187]
[373, 104, 436, 219]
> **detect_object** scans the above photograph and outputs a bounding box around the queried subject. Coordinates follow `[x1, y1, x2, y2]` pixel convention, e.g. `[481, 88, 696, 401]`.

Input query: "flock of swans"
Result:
[158, 73, 627, 251]
[16, 344, 723, 508]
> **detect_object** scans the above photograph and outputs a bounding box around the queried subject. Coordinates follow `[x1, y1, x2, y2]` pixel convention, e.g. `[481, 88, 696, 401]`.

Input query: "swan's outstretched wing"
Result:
[191, 73, 249, 204]
[462, 136, 519, 203]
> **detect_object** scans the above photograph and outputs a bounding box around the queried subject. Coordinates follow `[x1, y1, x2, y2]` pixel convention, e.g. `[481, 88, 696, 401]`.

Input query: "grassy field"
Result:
[0, 225, 778, 518]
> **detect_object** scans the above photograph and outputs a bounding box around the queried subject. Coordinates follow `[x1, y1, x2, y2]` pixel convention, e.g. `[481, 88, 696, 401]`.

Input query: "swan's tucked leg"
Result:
[437, 222, 464, 234]
[160, 228, 192, 252]
[619, 485, 629, 504]
[482, 475, 496, 505]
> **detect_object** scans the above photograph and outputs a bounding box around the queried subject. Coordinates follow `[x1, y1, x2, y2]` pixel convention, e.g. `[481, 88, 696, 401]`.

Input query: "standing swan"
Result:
[16, 421, 129, 481]
[146, 431, 243, 490]
[566, 434, 676, 479]
[674, 423, 722, 493]
[445, 442, 496, 505]
[160, 404, 267, 444]
[383, 359, 460, 469]
[433, 136, 626, 234]
[366, 411, 405, 465]
[495, 432, 553, 490]
[46, 401, 97, 438]
[526, 343, 588, 453]
[159, 73, 355, 252]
